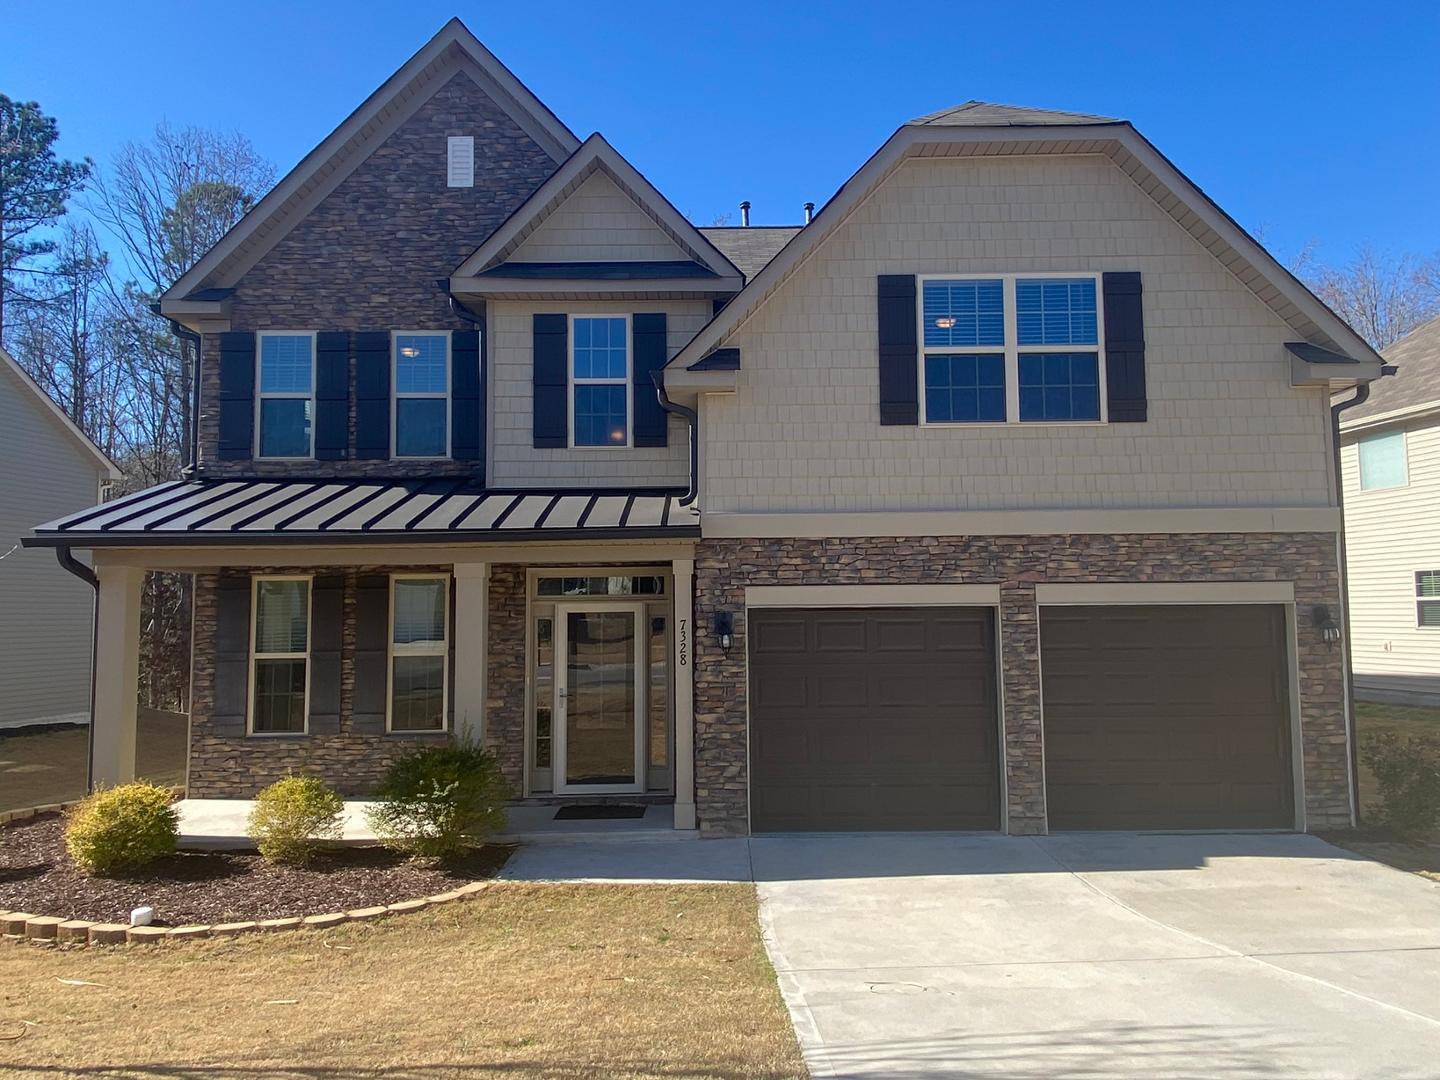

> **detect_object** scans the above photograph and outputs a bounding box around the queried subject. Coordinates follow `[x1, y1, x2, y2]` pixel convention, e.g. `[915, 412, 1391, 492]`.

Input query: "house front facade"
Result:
[1339, 315, 1440, 706]
[28, 21, 1383, 836]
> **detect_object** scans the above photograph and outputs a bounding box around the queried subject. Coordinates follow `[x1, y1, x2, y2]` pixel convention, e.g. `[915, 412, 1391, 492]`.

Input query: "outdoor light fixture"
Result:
[714, 611, 734, 651]
[1312, 605, 1342, 646]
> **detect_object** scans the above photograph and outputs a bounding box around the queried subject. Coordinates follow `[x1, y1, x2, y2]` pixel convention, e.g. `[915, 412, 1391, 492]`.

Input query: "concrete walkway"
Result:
[503, 831, 1440, 1078]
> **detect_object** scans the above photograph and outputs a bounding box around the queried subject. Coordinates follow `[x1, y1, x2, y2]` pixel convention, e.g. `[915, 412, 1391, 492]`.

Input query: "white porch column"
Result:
[673, 557, 697, 830]
[452, 563, 489, 745]
[92, 564, 144, 788]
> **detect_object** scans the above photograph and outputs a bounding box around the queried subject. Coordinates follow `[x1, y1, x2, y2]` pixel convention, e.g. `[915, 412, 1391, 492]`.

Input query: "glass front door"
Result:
[554, 602, 645, 793]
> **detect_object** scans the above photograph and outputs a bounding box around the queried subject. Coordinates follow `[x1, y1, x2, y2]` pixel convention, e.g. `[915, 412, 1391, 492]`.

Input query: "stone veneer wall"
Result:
[691, 533, 1349, 838]
[189, 567, 451, 797]
[484, 565, 528, 793]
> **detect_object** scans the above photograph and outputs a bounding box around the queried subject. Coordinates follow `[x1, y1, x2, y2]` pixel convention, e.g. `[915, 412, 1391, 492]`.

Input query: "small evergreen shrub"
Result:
[64, 782, 179, 875]
[1360, 730, 1440, 838]
[364, 743, 509, 859]
[247, 775, 345, 865]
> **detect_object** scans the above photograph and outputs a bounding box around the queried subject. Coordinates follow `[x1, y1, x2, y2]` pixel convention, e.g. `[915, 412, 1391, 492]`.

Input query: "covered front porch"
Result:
[26, 480, 701, 833]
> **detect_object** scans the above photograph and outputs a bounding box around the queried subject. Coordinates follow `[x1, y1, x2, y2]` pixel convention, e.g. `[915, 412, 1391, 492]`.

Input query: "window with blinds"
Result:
[1417, 571, 1440, 629]
[390, 576, 448, 731]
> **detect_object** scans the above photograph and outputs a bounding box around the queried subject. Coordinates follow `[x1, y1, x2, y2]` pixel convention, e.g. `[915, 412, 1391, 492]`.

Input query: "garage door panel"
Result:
[1041, 604, 1293, 831]
[750, 606, 999, 832]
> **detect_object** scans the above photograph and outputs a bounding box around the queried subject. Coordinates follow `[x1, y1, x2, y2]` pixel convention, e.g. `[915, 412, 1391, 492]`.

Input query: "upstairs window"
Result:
[920, 275, 1103, 425]
[390, 575, 448, 732]
[1358, 431, 1407, 490]
[1418, 571, 1440, 629]
[393, 333, 450, 458]
[571, 315, 629, 447]
[250, 576, 310, 734]
[257, 334, 315, 458]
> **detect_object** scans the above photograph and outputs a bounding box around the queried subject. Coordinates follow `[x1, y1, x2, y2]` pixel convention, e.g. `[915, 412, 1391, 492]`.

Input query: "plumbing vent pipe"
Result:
[740, 200, 751, 226]
[804, 202, 814, 224]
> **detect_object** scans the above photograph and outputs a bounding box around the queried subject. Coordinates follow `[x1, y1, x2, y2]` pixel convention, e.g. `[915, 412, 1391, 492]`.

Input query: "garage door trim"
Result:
[747, 584, 1003, 608]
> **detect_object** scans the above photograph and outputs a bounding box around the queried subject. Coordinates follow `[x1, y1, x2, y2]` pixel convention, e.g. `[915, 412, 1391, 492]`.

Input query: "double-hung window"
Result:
[389, 575, 448, 732]
[250, 577, 310, 734]
[393, 333, 450, 458]
[257, 333, 315, 457]
[570, 315, 629, 447]
[920, 274, 1103, 424]
[1417, 571, 1440, 629]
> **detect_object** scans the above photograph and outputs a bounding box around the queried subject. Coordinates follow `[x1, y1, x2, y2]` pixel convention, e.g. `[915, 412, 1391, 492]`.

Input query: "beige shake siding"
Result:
[698, 154, 1335, 514]
[487, 298, 705, 487]
[1340, 421, 1440, 701]
[509, 171, 691, 264]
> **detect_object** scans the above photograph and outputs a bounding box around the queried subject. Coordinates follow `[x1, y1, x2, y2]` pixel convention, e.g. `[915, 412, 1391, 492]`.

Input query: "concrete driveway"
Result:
[753, 832, 1440, 1079]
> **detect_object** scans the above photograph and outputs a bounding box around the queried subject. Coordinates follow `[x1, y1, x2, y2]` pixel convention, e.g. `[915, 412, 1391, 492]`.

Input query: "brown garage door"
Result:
[1041, 604, 1294, 830]
[749, 607, 1000, 832]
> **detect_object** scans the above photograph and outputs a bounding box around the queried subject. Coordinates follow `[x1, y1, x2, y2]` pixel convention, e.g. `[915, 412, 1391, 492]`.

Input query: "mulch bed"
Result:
[0, 813, 512, 925]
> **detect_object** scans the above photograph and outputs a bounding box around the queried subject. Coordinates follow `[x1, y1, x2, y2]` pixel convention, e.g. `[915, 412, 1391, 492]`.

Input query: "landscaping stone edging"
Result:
[0, 881, 492, 946]
[0, 801, 81, 826]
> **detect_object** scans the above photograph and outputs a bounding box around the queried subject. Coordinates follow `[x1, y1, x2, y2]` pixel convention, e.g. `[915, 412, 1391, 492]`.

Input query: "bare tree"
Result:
[1303, 245, 1440, 351]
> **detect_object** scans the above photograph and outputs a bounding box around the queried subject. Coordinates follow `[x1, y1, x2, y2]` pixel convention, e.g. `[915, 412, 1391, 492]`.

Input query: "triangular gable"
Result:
[453, 133, 743, 287]
[161, 19, 578, 305]
[667, 116, 1383, 371]
[0, 347, 120, 479]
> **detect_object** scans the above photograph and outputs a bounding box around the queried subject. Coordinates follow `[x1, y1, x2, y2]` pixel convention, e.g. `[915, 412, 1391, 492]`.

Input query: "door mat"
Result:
[553, 804, 648, 820]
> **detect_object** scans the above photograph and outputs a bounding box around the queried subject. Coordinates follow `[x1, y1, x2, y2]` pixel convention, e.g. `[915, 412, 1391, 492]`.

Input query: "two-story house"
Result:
[1339, 315, 1440, 705]
[28, 20, 1384, 837]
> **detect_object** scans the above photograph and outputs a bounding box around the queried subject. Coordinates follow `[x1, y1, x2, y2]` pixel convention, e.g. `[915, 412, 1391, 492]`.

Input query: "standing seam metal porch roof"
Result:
[25, 479, 698, 547]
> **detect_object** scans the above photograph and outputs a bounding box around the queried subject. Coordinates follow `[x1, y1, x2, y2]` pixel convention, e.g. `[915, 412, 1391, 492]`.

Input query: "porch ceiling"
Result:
[26, 479, 699, 548]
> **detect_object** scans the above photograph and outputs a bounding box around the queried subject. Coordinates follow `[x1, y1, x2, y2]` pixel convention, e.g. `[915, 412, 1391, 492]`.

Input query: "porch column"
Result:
[673, 557, 697, 830]
[92, 564, 144, 789]
[452, 562, 489, 745]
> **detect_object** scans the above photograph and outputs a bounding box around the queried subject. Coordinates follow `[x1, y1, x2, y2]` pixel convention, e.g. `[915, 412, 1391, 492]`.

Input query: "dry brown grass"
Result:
[0, 882, 806, 1079]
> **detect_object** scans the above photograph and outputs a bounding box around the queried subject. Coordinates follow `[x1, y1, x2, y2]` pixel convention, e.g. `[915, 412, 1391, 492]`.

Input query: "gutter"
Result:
[153, 307, 205, 478]
[653, 371, 699, 506]
[54, 547, 100, 792]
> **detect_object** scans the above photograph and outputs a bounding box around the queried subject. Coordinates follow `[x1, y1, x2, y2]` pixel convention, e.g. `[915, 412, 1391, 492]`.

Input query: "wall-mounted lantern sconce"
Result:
[1312, 605, 1342, 647]
[714, 611, 734, 651]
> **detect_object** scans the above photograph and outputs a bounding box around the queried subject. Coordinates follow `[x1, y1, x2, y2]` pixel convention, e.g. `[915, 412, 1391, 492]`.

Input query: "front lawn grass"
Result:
[0, 883, 807, 1079]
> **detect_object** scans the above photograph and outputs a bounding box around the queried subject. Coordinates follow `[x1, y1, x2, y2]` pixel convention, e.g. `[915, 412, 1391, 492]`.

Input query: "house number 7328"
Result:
[678, 617, 688, 667]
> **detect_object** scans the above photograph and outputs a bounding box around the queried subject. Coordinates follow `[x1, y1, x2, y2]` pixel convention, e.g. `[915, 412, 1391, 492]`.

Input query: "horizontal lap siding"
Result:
[701, 155, 1333, 513]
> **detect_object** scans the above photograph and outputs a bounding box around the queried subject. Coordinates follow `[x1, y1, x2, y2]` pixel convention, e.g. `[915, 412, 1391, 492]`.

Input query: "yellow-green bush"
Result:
[64, 782, 179, 874]
[246, 775, 345, 865]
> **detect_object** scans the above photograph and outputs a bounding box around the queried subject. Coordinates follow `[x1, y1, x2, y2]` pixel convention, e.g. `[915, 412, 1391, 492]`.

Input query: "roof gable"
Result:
[1341, 314, 1440, 428]
[161, 19, 578, 305]
[508, 170, 692, 264]
[909, 100, 1121, 127]
[0, 347, 120, 479]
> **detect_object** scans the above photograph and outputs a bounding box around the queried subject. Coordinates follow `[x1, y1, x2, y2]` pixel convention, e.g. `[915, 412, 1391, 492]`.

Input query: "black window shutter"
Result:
[315, 332, 350, 461]
[632, 313, 668, 447]
[211, 574, 252, 737]
[877, 275, 919, 425]
[1102, 272, 1147, 423]
[217, 331, 256, 459]
[308, 575, 344, 735]
[354, 331, 391, 459]
[351, 574, 389, 734]
[533, 314, 568, 449]
[452, 328, 482, 461]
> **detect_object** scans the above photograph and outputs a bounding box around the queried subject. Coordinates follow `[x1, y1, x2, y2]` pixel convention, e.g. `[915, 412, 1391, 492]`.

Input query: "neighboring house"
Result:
[0, 346, 120, 730]
[1338, 315, 1440, 705]
[27, 20, 1384, 836]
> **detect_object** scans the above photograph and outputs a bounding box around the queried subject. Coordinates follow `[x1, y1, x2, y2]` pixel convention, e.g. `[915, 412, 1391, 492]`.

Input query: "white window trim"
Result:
[917, 272, 1108, 427]
[391, 331, 452, 460]
[1357, 429, 1409, 492]
[248, 574, 313, 736]
[386, 573, 450, 733]
[1416, 570, 1440, 631]
[568, 313, 632, 449]
[255, 331, 318, 460]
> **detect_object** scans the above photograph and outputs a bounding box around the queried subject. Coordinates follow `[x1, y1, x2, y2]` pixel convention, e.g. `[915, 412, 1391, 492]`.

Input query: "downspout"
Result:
[55, 547, 100, 792]
[155, 308, 204, 478]
[1330, 368, 1394, 826]
[653, 371, 699, 506]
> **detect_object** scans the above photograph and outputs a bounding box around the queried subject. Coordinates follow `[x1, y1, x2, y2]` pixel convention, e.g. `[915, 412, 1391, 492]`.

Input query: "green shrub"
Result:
[364, 742, 509, 859]
[64, 782, 179, 874]
[247, 775, 345, 865]
[1360, 730, 1440, 838]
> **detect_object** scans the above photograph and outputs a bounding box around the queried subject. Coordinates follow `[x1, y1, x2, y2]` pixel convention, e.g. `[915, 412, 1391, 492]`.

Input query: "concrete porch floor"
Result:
[175, 798, 690, 850]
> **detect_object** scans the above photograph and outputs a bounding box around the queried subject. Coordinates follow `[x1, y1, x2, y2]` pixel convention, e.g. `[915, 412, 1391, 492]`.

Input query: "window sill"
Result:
[246, 731, 310, 739]
[918, 420, 1109, 429]
[385, 728, 450, 737]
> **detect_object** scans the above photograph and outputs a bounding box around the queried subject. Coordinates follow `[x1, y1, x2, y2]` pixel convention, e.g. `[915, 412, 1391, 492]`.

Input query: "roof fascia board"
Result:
[657, 368, 738, 405]
[448, 274, 741, 298]
[163, 22, 579, 300]
[1339, 398, 1440, 434]
[1290, 353, 1383, 387]
[0, 347, 121, 479]
[454, 134, 743, 280]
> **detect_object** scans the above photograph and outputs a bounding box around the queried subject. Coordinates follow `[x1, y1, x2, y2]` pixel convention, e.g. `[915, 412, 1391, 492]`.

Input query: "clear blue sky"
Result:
[9, 0, 1439, 270]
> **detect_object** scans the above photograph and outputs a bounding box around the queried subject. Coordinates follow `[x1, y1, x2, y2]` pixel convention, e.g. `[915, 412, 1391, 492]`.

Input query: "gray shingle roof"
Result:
[908, 101, 1122, 128]
[1345, 314, 1440, 422]
[698, 227, 803, 282]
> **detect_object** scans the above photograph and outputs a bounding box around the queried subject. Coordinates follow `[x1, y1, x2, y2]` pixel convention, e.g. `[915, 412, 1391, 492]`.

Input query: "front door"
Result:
[554, 602, 646, 794]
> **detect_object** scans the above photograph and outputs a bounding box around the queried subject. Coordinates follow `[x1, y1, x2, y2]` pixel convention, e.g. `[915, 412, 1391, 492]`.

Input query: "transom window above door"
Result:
[571, 315, 629, 447]
[920, 275, 1104, 425]
[393, 333, 450, 458]
[257, 334, 315, 458]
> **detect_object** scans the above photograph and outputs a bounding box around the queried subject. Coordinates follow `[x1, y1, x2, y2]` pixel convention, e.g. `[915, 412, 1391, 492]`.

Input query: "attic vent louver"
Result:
[447, 136, 475, 188]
